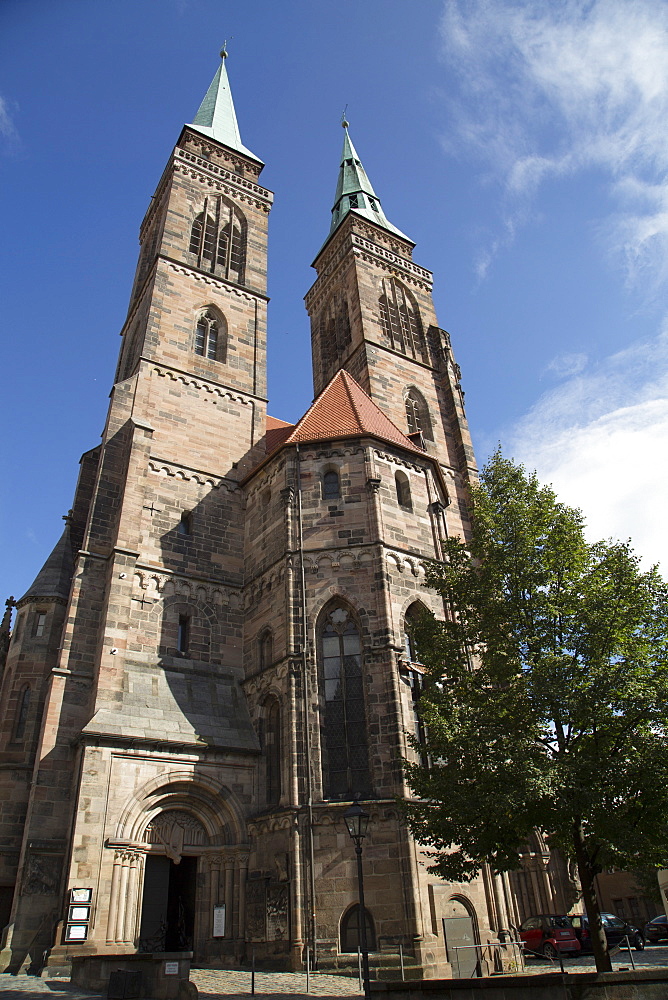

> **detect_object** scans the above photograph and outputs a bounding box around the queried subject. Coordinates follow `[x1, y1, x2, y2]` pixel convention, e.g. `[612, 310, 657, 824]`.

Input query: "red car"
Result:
[519, 914, 581, 959]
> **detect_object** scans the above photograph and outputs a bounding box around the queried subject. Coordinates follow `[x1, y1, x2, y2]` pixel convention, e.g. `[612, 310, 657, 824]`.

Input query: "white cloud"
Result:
[439, 0, 668, 285]
[507, 326, 668, 571]
[543, 352, 588, 379]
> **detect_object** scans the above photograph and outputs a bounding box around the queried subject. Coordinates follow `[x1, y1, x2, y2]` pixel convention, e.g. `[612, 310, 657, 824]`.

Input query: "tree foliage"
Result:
[403, 451, 668, 971]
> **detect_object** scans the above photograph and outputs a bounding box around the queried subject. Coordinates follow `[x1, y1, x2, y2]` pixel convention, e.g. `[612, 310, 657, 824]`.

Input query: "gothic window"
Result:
[395, 471, 412, 510]
[177, 615, 190, 654]
[259, 630, 273, 670]
[323, 469, 341, 501]
[13, 685, 30, 742]
[404, 388, 433, 441]
[378, 278, 427, 360]
[315, 295, 351, 373]
[319, 602, 371, 800]
[189, 199, 246, 284]
[34, 611, 47, 637]
[404, 604, 428, 754]
[263, 698, 281, 806]
[194, 309, 226, 363]
[340, 904, 376, 953]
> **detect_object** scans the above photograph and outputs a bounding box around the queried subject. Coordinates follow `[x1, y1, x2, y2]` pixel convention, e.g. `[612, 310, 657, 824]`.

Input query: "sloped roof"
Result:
[327, 127, 410, 243]
[265, 415, 294, 453]
[20, 524, 73, 603]
[186, 51, 262, 164]
[277, 369, 421, 453]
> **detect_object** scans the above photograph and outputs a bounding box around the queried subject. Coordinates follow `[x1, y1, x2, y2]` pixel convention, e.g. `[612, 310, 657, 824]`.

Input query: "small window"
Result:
[178, 512, 192, 536]
[13, 686, 31, 741]
[395, 471, 412, 509]
[323, 470, 340, 501]
[195, 314, 219, 360]
[177, 615, 190, 654]
[369, 198, 377, 211]
[349, 194, 359, 209]
[260, 631, 273, 670]
[264, 699, 281, 806]
[34, 612, 47, 637]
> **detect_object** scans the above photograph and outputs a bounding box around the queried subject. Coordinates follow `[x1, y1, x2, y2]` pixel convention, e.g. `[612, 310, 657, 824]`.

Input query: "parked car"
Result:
[644, 914, 668, 943]
[519, 915, 581, 958]
[570, 912, 644, 951]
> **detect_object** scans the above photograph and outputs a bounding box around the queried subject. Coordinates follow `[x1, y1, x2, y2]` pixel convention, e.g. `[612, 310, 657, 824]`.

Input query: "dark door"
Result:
[0, 886, 14, 934]
[140, 856, 197, 953]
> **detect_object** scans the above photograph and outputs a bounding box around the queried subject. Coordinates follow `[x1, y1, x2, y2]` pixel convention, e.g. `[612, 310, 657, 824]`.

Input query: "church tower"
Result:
[0, 51, 273, 973]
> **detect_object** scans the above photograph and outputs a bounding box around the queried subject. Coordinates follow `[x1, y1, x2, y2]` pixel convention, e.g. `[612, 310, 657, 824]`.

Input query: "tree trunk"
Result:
[572, 819, 611, 973]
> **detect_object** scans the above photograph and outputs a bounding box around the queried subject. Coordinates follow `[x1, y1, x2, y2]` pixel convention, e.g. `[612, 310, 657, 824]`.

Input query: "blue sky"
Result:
[1, 0, 666, 603]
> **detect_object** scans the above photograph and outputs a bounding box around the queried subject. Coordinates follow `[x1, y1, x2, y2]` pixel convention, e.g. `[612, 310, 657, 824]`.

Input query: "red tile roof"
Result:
[277, 369, 421, 452]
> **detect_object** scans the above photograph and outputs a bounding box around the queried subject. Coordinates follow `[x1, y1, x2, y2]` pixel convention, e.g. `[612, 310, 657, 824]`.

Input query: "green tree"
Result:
[403, 451, 668, 973]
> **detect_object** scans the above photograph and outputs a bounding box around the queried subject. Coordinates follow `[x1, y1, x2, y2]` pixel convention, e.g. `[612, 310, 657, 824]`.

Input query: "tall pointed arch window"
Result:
[189, 198, 246, 284]
[194, 309, 226, 363]
[319, 602, 371, 800]
[263, 698, 281, 806]
[12, 685, 31, 742]
[395, 471, 412, 510]
[378, 278, 427, 360]
[404, 388, 433, 442]
[403, 604, 428, 754]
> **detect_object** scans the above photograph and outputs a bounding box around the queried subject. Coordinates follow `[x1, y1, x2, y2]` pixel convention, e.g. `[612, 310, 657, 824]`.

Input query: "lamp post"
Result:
[344, 803, 371, 1000]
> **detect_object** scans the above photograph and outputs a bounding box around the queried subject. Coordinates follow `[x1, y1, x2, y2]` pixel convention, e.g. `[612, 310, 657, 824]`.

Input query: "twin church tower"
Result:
[0, 53, 571, 976]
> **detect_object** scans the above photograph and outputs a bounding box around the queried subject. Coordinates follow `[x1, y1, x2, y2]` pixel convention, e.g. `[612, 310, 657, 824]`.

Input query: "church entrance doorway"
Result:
[139, 855, 197, 952]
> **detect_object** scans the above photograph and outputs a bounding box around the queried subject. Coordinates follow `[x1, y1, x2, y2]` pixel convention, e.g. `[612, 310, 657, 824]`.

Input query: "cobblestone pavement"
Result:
[1, 947, 667, 1000]
[0, 969, 362, 1000]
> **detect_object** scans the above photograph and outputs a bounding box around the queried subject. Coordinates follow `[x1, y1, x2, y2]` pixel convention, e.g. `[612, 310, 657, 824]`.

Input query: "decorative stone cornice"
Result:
[175, 147, 272, 204]
[164, 260, 262, 299]
[147, 457, 240, 493]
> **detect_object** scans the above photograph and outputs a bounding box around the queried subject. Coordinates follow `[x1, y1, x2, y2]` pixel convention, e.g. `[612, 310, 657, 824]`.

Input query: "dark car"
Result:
[645, 914, 668, 942]
[570, 912, 644, 952]
[519, 915, 581, 958]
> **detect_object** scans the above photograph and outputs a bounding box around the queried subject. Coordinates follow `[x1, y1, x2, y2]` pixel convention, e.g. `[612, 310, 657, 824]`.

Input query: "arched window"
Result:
[189, 199, 246, 284]
[323, 469, 341, 501]
[314, 295, 351, 373]
[395, 471, 412, 510]
[378, 278, 426, 360]
[404, 388, 433, 441]
[340, 904, 376, 953]
[403, 604, 428, 753]
[259, 630, 273, 670]
[194, 309, 226, 363]
[178, 512, 192, 536]
[263, 698, 281, 806]
[319, 602, 371, 800]
[13, 685, 31, 742]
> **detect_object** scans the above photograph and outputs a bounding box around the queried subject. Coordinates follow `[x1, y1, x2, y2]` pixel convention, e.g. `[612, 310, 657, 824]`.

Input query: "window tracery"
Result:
[378, 278, 427, 360]
[189, 198, 246, 284]
[318, 602, 371, 800]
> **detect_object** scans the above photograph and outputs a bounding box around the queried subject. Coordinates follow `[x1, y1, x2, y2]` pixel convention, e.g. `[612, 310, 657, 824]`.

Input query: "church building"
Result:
[0, 52, 574, 977]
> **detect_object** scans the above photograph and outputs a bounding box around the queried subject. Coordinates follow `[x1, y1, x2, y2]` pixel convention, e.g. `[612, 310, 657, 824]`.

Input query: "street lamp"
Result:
[344, 803, 371, 999]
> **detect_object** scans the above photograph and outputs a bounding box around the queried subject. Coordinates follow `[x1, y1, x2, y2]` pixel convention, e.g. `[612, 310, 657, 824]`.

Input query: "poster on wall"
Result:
[212, 904, 226, 938]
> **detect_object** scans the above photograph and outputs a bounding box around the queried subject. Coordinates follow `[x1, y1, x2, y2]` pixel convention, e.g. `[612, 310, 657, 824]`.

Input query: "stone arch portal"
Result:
[105, 773, 250, 963]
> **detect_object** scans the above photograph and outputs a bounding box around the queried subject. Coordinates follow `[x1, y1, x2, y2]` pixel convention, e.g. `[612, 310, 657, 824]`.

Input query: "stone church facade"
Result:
[0, 54, 575, 977]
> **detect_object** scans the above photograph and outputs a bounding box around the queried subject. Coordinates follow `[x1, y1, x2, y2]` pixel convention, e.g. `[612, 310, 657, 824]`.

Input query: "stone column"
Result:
[237, 852, 249, 945]
[224, 857, 234, 940]
[122, 851, 142, 944]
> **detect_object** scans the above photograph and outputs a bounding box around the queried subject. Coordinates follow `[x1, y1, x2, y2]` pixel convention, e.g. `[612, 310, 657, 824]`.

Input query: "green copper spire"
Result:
[187, 46, 262, 164]
[328, 122, 410, 241]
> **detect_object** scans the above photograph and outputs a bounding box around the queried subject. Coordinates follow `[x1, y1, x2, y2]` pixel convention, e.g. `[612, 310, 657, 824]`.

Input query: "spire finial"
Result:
[220, 40, 228, 60]
[341, 105, 349, 129]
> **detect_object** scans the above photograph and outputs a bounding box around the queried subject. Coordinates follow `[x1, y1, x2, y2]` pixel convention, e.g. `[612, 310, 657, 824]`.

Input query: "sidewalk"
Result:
[0, 969, 362, 1000]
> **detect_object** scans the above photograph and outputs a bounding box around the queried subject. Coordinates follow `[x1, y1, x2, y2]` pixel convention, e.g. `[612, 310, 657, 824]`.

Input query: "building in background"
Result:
[0, 53, 576, 977]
